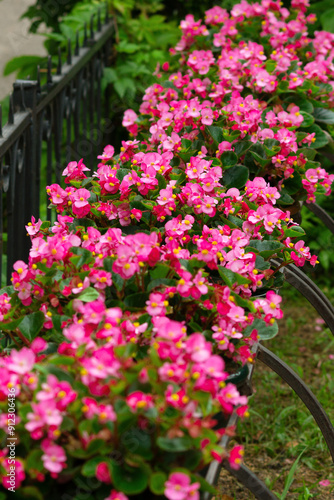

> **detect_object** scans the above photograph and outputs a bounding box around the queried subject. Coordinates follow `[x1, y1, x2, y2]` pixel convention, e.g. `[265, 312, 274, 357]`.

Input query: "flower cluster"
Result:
[0, 0, 330, 498]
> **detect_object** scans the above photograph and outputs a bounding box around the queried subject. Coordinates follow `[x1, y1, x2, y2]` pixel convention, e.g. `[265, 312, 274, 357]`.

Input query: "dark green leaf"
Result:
[220, 151, 238, 167]
[116, 168, 130, 181]
[147, 278, 177, 292]
[223, 165, 249, 189]
[111, 462, 149, 495]
[157, 436, 192, 452]
[300, 111, 314, 127]
[233, 140, 252, 158]
[19, 312, 45, 341]
[206, 125, 223, 144]
[124, 292, 149, 309]
[248, 240, 285, 259]
[149, 471, 167, 495]
[313, 107, 334, 124]
[149, 263, 170, 280]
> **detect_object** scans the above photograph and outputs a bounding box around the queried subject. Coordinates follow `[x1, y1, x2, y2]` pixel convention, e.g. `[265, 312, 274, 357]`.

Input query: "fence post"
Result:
[6, 81, 39, 283]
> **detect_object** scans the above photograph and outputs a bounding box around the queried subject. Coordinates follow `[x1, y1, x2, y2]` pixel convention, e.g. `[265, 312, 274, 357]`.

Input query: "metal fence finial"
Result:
[75, 31, 80, 56]
[67, 39, 72, 65]
[90, 15, 95, 40]
[97, 9, 102, 31]
[57, 47, 62, 75]
[47, 56, 53, 85]
[83, 23, 88, 47]
[20, 83, 26, 111]
[8, 95, 14, 125]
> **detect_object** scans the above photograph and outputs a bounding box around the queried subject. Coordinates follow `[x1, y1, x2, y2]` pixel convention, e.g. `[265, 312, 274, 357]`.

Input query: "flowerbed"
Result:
[1, 0, 334, 499]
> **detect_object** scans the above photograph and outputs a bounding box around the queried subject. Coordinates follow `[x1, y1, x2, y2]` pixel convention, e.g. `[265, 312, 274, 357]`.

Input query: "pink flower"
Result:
[41, 441, 67, 473]
[186, 333, 211, 363]
[122, 109, 138, 128]
[229, 445, 244, 470]
[165, 472, 200, 500]
[319, 479, 331, 487]
[6, 348, 36, 375]
[96, 462, 112, 483]
[69, 188, 91, 217]
[126, 391, 154, 412]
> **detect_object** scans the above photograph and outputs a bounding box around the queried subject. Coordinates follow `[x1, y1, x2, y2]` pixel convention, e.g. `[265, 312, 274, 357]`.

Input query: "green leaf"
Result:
[3, 56, 45, 76]
[278, 191, 294, 205]
[149, 263, 170, 280]
[157, 436, 192, 452]
[111, 462, 149, 495]
[116, 168, 131, 182]
[120, 428, 153, 459]
[15, 486, 44, 500]
[70, 247, 93, 267]
[300, 111, 314, 127]
[220, 151, 238, 167]
[223, 165, 249, 189]
[206, 125, 223, 144]
[284, 173, 302, 195]
[26, 449, 44, 472]
[245, 318, 279, 340]
[147, 278, 176, 292]
[124, 292, 149, 309]
[233, 140, 252, 158]
[284, 225, 305, 237]
[217, 266, 250, 287]
[248, 240, 285, 259]
[313, 107, 334, 124]
[77, 287, 100, 302]
[298, 147, 317, 160]
[50, 355, 75, 366]
[255, 256, 271, 270]
[149, 471, 167, 495]
[19, 312, 45, 341]
[250, 151, 270, 168]
[320, 8, 334, 33]
[280, 449, 306, 499]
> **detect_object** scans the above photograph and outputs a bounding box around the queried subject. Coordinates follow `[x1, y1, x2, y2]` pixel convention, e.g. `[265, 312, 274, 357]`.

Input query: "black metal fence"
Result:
[0, 8, 114, 285]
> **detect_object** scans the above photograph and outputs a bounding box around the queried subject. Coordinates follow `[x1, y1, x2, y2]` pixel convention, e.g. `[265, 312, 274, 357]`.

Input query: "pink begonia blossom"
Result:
[41, 440, 67, 473]
[165, 472, 200, 500]
[229, 445, 245, 469]
[96, 462, 112, 483]
[122, 109, 138, 128]
[6, 347, 36, 374]
[126, 391, 154, 412]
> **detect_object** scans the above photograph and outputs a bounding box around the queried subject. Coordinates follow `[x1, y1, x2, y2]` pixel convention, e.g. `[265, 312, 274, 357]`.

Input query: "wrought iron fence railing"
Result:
[0, 7, 114, 286]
